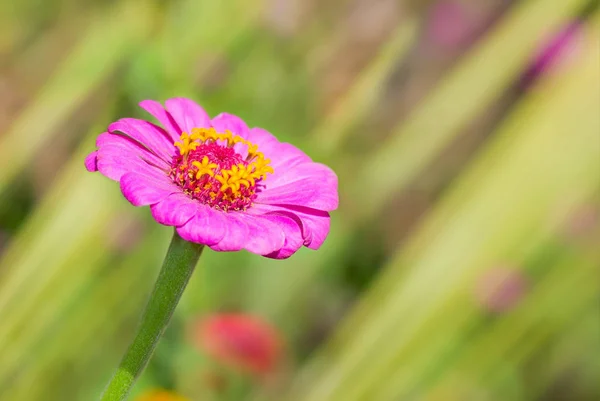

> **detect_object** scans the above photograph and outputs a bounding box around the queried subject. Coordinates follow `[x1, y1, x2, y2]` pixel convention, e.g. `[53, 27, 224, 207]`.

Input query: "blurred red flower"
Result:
[193, 313, 283, 376]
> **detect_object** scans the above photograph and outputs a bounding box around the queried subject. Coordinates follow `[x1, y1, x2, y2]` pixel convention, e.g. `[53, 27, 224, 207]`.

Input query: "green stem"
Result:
[100, 231, 204, 401]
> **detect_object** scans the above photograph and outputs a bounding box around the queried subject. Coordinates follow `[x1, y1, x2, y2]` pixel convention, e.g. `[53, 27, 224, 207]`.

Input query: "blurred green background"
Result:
[1, 0, 599, 400]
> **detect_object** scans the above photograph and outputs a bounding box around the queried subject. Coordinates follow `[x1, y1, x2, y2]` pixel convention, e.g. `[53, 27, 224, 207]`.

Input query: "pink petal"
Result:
[176, 205, 227, 246]
[165, 97, 211, 134]
[119, 171, 179, 206]
[261, 214, 304, 259]
[246, 127, 278, 148]
[288, 206, 330, 249]
[109, 118, 174, 162]
[139, 99, 182, 141]
[97, 153, 146, 181]
[97, 133, 169, 171]
[266, 162, 335, 189]
[249, 204, 331, 249]
[211, 113, 251, 139]
[240, 214, 285, 256]
[247, 128, 311, 169]
[150, 192, 199, 227]
[94, 132, 168, 181]
[210, 213, 250, 252]
[97, 150, 165, 181]
[268, 143, 312, 170]
[256, 163, 339, 211]
[84, 151, 98, 172]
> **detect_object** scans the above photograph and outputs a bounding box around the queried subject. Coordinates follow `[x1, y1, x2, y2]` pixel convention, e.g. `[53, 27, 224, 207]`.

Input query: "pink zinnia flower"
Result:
[192, 313, 283, 376]
[85, 98, 338, 258]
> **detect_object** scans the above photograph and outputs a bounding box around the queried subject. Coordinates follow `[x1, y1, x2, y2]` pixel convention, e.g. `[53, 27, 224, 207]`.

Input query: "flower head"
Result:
[85, 98, 338, 258]
[191, 313, 283, 376]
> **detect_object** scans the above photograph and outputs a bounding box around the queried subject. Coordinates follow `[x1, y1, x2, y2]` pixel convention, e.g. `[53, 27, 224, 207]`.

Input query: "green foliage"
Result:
[0, 0, 598, 400]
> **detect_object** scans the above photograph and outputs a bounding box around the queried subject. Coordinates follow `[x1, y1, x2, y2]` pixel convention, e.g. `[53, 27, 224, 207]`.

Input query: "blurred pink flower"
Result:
[85, 98, 338, 259]
[522, 22, 584, 85]
[135, 389, 189, 401]
[193, 313, 283, 376]
[425, 1, 478, 50]
[474, 266, 527, 313]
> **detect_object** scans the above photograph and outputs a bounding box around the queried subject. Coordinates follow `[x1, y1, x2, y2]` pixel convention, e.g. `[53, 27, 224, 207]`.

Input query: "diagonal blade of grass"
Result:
[0, 230, 167, 401]
[309, 19, 418, 153]
[286, 23, 600, 401]
[244, 0, 589, 326]
[374, 247, 599, 401]
[352, 0, 588, 221]
[0, 0, 152, 193]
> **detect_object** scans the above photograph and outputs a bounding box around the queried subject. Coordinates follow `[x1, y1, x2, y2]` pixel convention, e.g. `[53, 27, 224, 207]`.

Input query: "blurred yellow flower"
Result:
[135, 389, 190, 401]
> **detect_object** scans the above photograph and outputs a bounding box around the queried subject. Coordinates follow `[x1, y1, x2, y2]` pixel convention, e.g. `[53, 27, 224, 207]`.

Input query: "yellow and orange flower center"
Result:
[170, 127, 273, 212]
